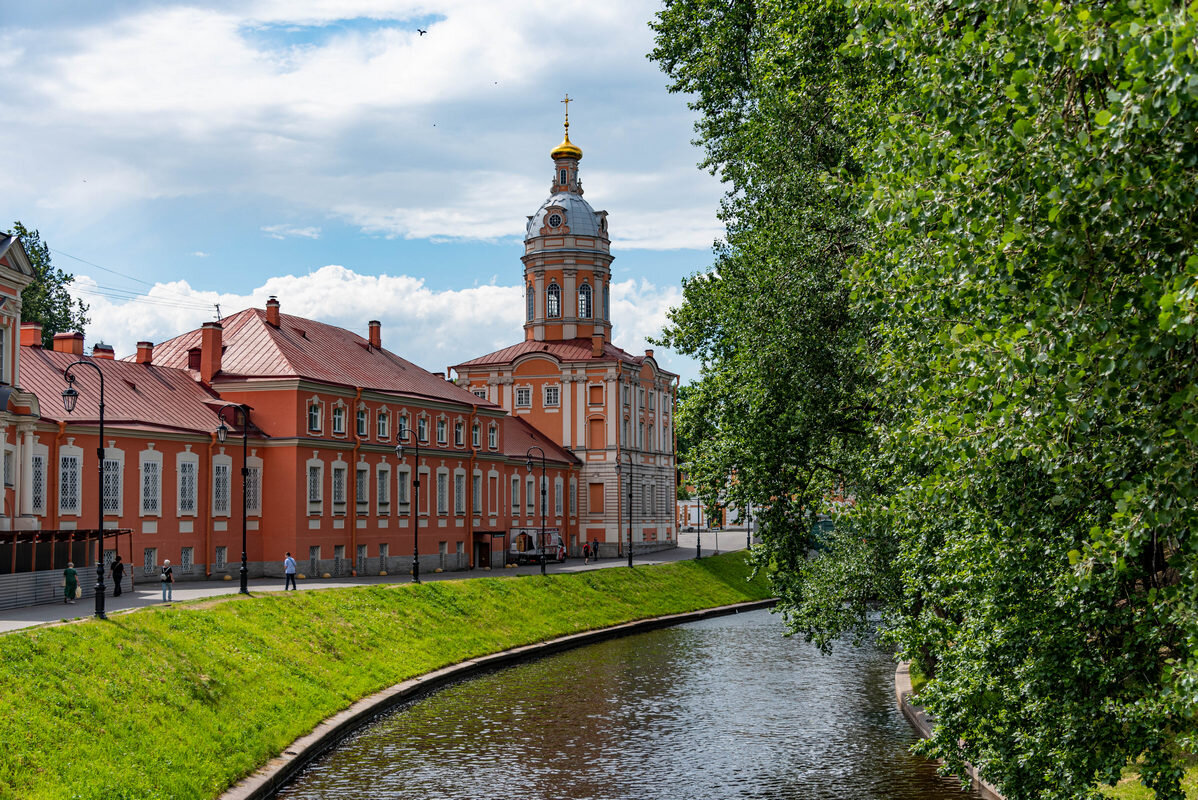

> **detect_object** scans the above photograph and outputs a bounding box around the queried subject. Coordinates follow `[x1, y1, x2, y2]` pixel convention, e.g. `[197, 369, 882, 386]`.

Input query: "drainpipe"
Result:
[350, 387, 362, 576]
[205, 431, 216, 577]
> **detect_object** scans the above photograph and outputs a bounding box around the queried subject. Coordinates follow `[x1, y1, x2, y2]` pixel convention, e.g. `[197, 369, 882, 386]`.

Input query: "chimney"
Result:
[368, 319, 381, 349]
[644, 349, 654, 360]
[266, 296, 280, 327]
[92, 343, 115, 360]
[591, 334, 604, 358]
[52, 332, 85, 356]
[135, 341, 154, 364]
[200, 322, 223, 384]
[20, 322, 42, 348]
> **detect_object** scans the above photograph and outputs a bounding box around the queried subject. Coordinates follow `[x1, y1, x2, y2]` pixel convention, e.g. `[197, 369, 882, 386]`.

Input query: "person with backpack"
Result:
[283, 552, 298, 590]
[582, 542, 590, 565]
[110, 554, 125, 597]
[160, 559, 174, 602]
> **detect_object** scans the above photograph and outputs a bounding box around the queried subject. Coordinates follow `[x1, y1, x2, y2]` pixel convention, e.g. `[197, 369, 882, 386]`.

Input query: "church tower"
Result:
[523, 96, 613, 344]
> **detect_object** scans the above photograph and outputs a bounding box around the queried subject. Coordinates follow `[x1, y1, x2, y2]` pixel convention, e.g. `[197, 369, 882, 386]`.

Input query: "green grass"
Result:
[0, 553, 770, 800]
[908, 658, 928, 698]
[1100, 764, 1198, 798]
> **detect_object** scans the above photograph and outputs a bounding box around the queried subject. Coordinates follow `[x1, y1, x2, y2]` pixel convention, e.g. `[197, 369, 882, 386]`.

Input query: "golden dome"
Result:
[551, 130, 582, 160]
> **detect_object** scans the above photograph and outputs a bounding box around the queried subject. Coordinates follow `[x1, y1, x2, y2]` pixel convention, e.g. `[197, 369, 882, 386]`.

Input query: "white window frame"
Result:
[511, 475, 520, 514]
[570, 477, 577, 516]
[307, 398, 323, 432]
[488, 424, 498, 450]
[436, 469, 449, 515]
[177, 448, 199, 517]
[417, 416, 428, 442]
[472, 388, 487, 401]
[544, 385, 560, 407]
[332, 405, 347, 435]
[472, 423, 480, 448]
[546, 282, 561, 318]
[377, 463, 391, 515]
[454, 421, 464, 447]
[526, 476, 535, 513]
[454, 471, 466, 515]
[377, 411, 389, 440]
[578, 282, 592, 319]
[397, 466, 410, 506]
[306, 455, 324, 515]
[31, 446, 47, 516]
[356, 407, 368, 437]
[139, 446, 163, 517]
[332, 460, 347, 511]
[554, 476, 563, 516]
[59, 443, 82, 516]
[212, 453, 232, 517]
[472, 471, 482, 515]
[515, 387, 531, 408]
[436, 418, 447, 445]
[356, 462, 369, 511]
[102, 446, 124, 517]
[246, 454, 263, 517]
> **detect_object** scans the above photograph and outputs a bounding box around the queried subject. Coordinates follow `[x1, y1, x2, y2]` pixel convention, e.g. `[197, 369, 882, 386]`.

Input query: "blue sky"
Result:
[0, 1, 725, 381]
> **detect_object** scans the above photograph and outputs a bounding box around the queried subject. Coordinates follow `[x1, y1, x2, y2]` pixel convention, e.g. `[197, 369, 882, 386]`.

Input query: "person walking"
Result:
[592, 538, 600, 560]
[160, 559, 174, 603]
[62, 562, 78, 605]
[283, 551, 297, 590]
[582, 542, 590, 565]
[110, 554, 125, 597]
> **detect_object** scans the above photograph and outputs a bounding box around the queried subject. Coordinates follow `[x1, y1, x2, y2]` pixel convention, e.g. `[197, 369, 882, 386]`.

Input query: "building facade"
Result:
[452, 120, 678, 557]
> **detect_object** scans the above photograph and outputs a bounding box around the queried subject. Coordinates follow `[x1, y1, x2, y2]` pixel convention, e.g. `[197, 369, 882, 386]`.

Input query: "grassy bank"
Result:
[0, 553, 769, 800]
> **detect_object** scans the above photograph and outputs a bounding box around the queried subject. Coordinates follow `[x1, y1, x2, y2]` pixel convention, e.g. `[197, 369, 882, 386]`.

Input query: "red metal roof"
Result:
[21, 347, 223, 434]
[147, 308, 498, 407]
[501, 415, 579, 466]
[453, 337, 676, 377]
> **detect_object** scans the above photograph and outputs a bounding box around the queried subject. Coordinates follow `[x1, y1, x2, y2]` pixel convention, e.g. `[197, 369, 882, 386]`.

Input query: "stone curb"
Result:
[220, 598, 778, 800]
[895, 662, 1004, 800]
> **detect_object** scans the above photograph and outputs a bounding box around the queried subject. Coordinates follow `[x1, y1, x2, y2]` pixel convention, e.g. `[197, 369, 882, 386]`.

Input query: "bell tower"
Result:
[522, 96, 614, 343]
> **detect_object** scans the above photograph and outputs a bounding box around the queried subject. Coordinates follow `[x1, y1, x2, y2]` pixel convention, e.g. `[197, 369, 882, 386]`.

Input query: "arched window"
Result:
[559, 168, 567, 185]
[547, 283, 561, 318]
[578, 283, 592, 319]
[527, 284, 535, 321]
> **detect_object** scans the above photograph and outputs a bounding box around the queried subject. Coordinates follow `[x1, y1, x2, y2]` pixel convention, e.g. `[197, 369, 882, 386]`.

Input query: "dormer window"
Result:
[578, 283, 592, 319]
[547, 212, 563, 228]
[547, 283, 561, 318]
[559, 169, 567, 185]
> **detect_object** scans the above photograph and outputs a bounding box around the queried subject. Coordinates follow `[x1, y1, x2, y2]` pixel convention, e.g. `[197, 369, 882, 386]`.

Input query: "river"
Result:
[276, 608, 979, 799]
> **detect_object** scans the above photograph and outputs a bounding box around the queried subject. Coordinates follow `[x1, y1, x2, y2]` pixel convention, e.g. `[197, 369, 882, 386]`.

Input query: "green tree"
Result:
[652, 1, 1198, 798]
[8, 222, 89, 347]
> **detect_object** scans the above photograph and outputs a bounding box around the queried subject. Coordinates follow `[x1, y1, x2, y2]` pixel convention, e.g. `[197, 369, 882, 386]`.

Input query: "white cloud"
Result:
[192, 251, 209, 257]
[261, 224, 321, 239]
[70, 264, 698, 380]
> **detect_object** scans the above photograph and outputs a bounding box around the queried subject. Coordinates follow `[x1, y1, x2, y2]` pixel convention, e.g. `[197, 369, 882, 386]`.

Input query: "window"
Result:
[32, 454, 45, 514]
[623, 386, 630, 405]
[143, 547, 157, 577]
[473, 474, 482, 514]
[489, 424, 498, 450]
[332, 407, 346, 434]
[102, 457, 121, 515]
[356, 465, 369, 507]
[547, 283, 561, 318]
[437, 472, 448, 514]
[455, 473, 465, 514]
[516, 387, 531, 407]
[526, 476, 535, 513]
[544, 385, 560, 407]
[212, 462, 231, 516]
[472, 423, 480, 447]
[181, 546, 194, 574]
[554, 477, 563, 515]
[511, 476, 520, 514]
[559, 168, 567, 184]
[3, 450, 11, 487]
[472, 388, 487, 400]
[649, 392, 656, 411]
[588, 482, 605, 514]
[141, 459, 161, 515]
[603, 283, 609, 319]
[377, 466, 391, 512]
[437, 419, 447, 444]
[399, 413, 409, 438]
[570, 478, 577, 515]
[60, 454, 81, 515]
[246, 466, 261, 515]
[454, 421, 464, 446]
[309, 546, 320, 577]
[178, 459, 197, 515]
[356, 409, 367, 437]
[417, 417, 428, 442]
[308, 464, 322, 503]
[397, 468, 410, 505]
[377, 412, 389, 439]
[527, 284, 535, 321]
[308, 403, 321, 432]
[215, 546, 228, 571]
[578, 282, 592, 318]
[332, 465, 347, 506]
[589, 385, 603, 405]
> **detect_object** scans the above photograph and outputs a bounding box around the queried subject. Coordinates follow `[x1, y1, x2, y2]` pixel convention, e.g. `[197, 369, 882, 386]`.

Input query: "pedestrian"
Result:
[160, 559, 174, 603]
[283, 551, 297, 590]
[582, 542, 590, 564]
[592, 538, 600, 560]
[110, 554, 125, 597]
[63, 562, 77, 604]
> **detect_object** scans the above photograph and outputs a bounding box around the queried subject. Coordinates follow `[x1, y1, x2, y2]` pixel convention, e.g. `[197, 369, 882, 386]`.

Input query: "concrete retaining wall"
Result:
[220, 598, 777, 800]
[895, 662, 1003, 800]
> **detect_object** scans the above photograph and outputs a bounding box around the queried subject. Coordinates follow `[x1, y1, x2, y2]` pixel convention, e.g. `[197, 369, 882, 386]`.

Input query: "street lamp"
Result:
[61, 360, 107, 620]
[396, 427, 420, 583]
[746, 500, 752, 550]
[215, 403, 251, 594]
[525, 446, 547, 576]
[618, 451, 633, 568]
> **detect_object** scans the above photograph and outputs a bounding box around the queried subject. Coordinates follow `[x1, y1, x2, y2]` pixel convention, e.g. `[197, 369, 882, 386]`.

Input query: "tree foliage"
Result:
[8, 222, 89, 347]
[652, 1, 1198, 798]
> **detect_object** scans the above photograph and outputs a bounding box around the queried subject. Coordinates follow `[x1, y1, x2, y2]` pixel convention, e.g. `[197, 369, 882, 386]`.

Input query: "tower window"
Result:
[559, 169, 567, 185]
[578, 283, 592, 319]
[527, 284, 535, 321]
[547, 283, 561, 318]
[548, 213, 562, 228]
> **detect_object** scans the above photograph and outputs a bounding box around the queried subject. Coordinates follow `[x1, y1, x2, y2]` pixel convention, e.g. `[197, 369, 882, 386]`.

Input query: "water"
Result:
[276, 609, 978, 799]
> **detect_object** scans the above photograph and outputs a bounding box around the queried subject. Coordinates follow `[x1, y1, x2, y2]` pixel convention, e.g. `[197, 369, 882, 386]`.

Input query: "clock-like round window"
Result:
[548, 213, 563, 228]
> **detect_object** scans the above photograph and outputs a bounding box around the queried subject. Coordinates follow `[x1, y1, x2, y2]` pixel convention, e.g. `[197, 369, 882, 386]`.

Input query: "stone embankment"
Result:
[895, 662, 1003, 800]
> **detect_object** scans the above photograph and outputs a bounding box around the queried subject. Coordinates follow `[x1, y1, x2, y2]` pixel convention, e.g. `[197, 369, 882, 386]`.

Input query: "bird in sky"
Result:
[417, 28, 427, 35]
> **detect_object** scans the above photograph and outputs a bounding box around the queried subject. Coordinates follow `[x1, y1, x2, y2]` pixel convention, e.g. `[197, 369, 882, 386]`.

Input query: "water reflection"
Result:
[276, 610, 978, 799]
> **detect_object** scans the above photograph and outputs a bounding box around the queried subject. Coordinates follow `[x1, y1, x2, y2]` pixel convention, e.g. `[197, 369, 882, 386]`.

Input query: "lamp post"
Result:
[696, 501, 703, 559]
[215, 403, 251, 594]
[396, 428, 420, 583]
[746, 500, 752, 549]
[618, 451, 633, 568]
[61, 360, 107, 620]
[525, 446, 547, 576]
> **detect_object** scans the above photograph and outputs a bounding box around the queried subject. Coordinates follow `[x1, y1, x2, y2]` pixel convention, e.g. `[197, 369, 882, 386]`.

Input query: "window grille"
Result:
[179, 461, 197, 514]
[379, 542, 389, 570]
[215, 545, 228, 570]
[102, 458, 121, 514]
[437, 472, 448, 514]
[570, 479, 577, 514]
[143, 547, 157, 576]
[246, 467, 261, 514]
[213, 463, 231, 515]
[527, 285, 534, 321]
[455, 473, 465, 514]
[473, 474, 482, 513]
[333, 544, 345, 576]
[377, 468, 390, 510]
[356, 466, 368, 506]
[141, 460, 160, 514]
[59, 455, 80, 514]
[181, 546, 194, 574]
[472, 388, 487, 401]
[357, 544, 367, 575]
[555, 477, 563, 515]
[332, 466, 346, 505]
[31, 454, 44, 513]
[3, 450, 11, 487]
[307, 465, 321, 502]
[309, 546, 320, 577]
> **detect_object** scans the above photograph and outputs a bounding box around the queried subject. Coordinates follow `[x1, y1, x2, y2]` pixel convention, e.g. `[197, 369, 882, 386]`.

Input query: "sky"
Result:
[0, 0, 726, 382]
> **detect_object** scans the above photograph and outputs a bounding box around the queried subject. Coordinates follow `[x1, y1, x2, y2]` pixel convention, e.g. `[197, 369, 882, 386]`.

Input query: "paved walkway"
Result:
[0, 528, 755, 633]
